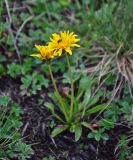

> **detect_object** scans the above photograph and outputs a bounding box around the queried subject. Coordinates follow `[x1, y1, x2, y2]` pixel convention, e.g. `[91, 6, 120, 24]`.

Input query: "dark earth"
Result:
[0, 75, 130, 160]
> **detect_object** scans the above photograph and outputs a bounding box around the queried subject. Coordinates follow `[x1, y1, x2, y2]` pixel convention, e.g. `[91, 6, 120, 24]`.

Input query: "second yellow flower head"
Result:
[31, 44, 56, 60]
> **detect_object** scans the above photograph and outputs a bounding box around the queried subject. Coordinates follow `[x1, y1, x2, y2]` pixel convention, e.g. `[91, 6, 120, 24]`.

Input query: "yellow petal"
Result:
[35, 44, 43, 51]
[71, 44, 80, 47]
[54, 49, 63, 56]
[50, 37, 53, 41]
[52, 33, 60, 40]
[67, 30, 69, 35]
[30, 54, 42, 59]
[58, 49, 63, 56]
[74, 38, 80, 42]
[70, 32, 74, 36]
[65, 47, 72, 55]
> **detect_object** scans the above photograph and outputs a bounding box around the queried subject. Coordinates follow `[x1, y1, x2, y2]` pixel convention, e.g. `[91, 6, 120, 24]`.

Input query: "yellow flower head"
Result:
[31, 44, 56, 60]
[48, 31, 80, 56]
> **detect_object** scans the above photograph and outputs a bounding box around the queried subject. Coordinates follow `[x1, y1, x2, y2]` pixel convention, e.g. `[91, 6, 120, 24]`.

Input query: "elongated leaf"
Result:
[77, 76, 95, 100]
[78, 103, 83, 112]
[54, 91, 64, 112]
[51, 125, 68, 137]
[85, 104, 111, 115]
[73, 97, 79, 113]
[74, 124, 82, 141]
[79, 76, 95, 91]
[61, 98, 70, 115]
[45, 102, 64, 123]
[45, 102, 55, 114]
[88, 92, 103, 107]
[80, 91, 103, 115]
[81, 122, 93, 130]
[66, 95, 79, 114]
[81, 88, 91, 108]
[54, 92, 69, 119]
[80, 89, 92, 117]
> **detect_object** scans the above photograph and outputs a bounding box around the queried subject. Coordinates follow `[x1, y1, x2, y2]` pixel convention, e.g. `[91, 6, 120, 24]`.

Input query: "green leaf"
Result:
[88, 132, 94, 139]
[102, 133, 109, 141]
[81, 88, 91, 108]
[100, 119, 114, 129]
[54, 92, 69, 121]
[85, 104, 111, 115]
[0, 64, 5, 74]
[74, 124, 82, 141]
[59, 0, 70, 6]
[61, 98, 70, 115]
[73, 97, 79, 113]
[95, 132, 101, 141]
[12, 104, 23, 116]
[21, 75, 32, 88]
[88, 91, 103, 107]
[54, 92, 64, 113]
[79, 76, 95, 91]
[0, 96, 11, 106]
[81, 122, 93, 130]
[51, 125, 68, 137]
[45, 102, 64, 123]
[45, 102, 55, 114]
[7, 63, 21, 77]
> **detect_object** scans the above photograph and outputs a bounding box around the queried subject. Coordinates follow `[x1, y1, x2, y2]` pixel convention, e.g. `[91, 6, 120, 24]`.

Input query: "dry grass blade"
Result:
[5, 0, 21, 63]
[98, 55, 114, 81]
[116, 53, 133, 84]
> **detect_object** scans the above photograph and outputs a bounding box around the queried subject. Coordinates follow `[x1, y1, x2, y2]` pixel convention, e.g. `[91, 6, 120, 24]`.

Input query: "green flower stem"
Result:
[48, 62, 68, 122]
[65, 53, 74, 121]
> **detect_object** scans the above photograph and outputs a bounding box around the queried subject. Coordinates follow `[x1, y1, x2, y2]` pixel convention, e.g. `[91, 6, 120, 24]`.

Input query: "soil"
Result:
[0, 75, 131, 160]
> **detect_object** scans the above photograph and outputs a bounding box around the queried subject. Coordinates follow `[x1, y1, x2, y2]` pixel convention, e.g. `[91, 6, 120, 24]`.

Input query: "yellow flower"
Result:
[30, 44, 56, 60]
[48, 31, 80, 56]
